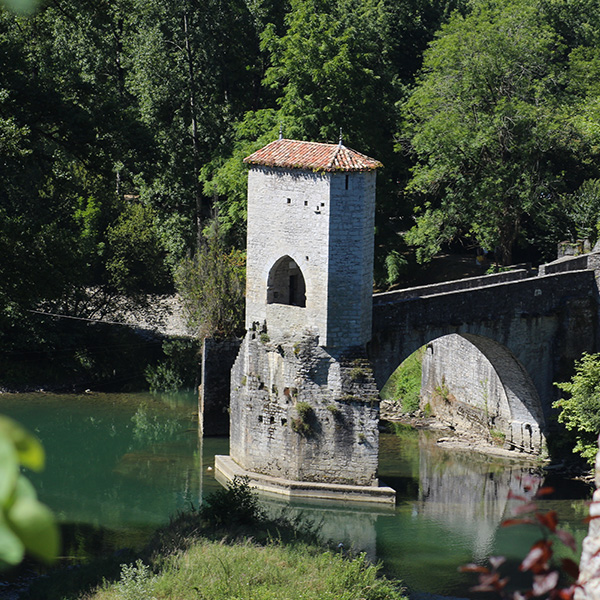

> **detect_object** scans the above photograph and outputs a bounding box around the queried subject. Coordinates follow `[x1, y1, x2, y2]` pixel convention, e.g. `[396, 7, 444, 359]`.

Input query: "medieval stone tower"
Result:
[215, 138, 395, 503]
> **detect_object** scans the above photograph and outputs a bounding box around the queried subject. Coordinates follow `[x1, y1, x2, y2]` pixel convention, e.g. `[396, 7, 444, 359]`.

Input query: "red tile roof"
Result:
[243, 138, 382, 172]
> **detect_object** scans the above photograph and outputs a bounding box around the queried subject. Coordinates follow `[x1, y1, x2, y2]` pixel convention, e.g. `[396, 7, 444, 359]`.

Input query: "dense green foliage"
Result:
[554, 352, 600, 464]
[381, 348, 424, 413]
[175, 224, 246, 339]
[86, 539, 406, 600]
[3, 0, 600, 364]
[402, 0, 600, 265]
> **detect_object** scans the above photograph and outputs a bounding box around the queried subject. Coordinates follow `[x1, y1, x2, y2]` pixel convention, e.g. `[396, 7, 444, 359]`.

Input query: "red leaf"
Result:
[560, 558, 580, 580]
[489, 556, 507, 570]
[520, 540, 553, 573]
[471, 572, 509, 593]
[509, 490, 528, 502]
[557, 530, 577, 553]
[503, 518, 536, 527]
[552, 585, 576, 600]
[535, 486, 556, 498]
[532, 570, 559, 596]
[459, 564, 490, 574]
[536, 510, 559, 532]
[513, 502, 540, 515]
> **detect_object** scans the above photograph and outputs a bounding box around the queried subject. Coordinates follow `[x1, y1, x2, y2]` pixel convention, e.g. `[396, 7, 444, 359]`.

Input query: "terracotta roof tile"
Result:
[244, 138, 382, 172]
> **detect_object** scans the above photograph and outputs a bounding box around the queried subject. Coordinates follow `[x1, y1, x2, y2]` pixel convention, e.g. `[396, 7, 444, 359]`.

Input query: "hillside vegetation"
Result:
[3, 0, 600, 384]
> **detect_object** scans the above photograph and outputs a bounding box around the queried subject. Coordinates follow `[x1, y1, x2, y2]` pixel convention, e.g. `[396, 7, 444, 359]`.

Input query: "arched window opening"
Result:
[267, 256, 306, 307]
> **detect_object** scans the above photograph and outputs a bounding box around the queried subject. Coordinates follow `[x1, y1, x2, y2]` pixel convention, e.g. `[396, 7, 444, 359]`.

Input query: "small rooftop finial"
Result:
[338, 127, 343, 147]
[279, 123, 283, 140]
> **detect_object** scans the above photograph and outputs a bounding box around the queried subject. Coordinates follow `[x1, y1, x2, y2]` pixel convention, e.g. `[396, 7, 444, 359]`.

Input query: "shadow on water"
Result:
[0, 393, 592, 599]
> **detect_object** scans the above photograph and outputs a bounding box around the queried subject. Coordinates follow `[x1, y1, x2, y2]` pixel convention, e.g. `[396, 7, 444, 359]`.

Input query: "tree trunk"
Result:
[183, 11, 203, 249]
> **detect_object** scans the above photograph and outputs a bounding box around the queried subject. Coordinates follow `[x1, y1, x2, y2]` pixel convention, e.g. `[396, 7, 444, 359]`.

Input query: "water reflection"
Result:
[250, 427, 576, 598]
[416, 433, 540, 561]
[0, 393, 589, 598]
[375, 430, 586, 597]
[0, 391, 218, 559]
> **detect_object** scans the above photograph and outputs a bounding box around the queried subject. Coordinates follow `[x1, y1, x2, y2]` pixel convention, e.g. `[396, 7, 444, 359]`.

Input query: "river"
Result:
[0, 391, 591, 598]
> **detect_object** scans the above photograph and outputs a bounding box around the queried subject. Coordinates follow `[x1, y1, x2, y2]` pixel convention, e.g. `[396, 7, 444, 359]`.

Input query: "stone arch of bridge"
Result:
[373, 332, 546, 454]
[266, 255, 306, 307]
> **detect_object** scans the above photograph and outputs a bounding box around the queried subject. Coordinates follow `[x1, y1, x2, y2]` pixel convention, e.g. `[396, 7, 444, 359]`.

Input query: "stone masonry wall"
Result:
[370, 269, 598, 423]
[229, 329, 380, 486]
[326, 171, 376, 348]
[200, 337, 242, 435]
[245, 167, 376, 348]
[420, 334, 544, 453]
[245, 167, 331, 344]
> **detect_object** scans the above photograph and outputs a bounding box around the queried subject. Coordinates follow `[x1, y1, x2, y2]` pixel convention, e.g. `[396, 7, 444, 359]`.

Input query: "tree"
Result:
[105, 203, 170, 297]
[554, 353, 600, 465]
[175, 221, 245, 340]
[126, 0, 262, 255]
[203, 0, 468, 278]
[401, 0, 589, 265]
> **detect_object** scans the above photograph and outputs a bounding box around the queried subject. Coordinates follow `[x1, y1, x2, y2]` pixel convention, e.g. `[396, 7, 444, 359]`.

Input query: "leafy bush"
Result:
[144, 338, 201, 392]
[384, 250, 409, 286]
[113, 560, 157, 600]
[105, 203, 171, 296]
[292, 402, 314, 435]
[565, 179, 600, 246]
[199, 476, 265, 528]
[554, 352, 600, 464]
[175, 222, 245, 340]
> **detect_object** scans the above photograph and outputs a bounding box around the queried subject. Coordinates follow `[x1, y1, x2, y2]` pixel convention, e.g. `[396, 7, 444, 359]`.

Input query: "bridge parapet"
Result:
[373, 269, 531, 304]
[539, 250, 600, 276]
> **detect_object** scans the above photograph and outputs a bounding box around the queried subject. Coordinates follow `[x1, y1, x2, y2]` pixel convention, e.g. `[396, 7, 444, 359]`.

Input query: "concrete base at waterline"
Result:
[214, 455, 396, 505]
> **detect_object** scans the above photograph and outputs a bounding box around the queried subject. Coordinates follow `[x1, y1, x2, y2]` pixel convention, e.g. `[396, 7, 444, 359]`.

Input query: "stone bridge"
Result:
[367, 252, 600, 453]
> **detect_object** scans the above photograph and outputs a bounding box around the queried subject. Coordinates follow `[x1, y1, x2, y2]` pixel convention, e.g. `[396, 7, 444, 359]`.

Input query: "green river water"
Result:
[0, 391, 591, 598]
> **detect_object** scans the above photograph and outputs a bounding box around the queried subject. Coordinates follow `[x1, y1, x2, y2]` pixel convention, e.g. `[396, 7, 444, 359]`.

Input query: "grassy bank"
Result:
[22, 479, 406, 600]
[84, 539, 405, 600]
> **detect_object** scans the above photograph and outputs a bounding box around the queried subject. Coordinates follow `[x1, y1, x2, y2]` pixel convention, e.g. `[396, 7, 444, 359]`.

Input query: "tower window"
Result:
[345, 174, 349, 190]
[267, 256, 306, 307]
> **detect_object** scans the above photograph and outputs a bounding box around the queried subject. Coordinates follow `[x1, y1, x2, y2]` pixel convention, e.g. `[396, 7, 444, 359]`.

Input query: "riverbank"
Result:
[381, 409, 594, 483]
[15, 481, 407, 600]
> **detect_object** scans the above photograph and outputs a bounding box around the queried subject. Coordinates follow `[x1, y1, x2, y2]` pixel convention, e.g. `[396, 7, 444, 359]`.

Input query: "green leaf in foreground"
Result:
[0, 415, 45, 471]
[0, 416, 59, 567]
[7, 492, 60, 563]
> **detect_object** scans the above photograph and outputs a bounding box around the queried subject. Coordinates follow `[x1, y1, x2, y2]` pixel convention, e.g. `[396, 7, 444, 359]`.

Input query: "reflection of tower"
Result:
[216, 138, 395, 503]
